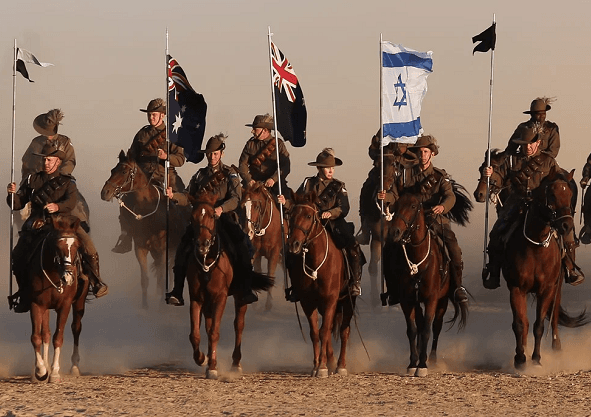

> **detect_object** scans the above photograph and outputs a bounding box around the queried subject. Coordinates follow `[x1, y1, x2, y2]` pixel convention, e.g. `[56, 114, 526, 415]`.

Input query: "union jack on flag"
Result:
[269, 42, 307, 147]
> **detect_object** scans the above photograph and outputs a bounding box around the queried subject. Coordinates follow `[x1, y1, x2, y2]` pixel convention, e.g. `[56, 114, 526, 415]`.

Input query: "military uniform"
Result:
[22, 134, 76, 177]
[505, 120, 560, 158]
[579, 154, 591, 244]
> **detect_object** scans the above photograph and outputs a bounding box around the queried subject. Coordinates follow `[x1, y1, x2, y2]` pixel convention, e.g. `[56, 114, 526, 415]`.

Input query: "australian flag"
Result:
[270, 42, 307, 147]
[168, 55, 207, 164]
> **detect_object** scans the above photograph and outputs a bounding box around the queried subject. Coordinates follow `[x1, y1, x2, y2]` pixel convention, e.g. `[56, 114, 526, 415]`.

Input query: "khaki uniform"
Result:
[505, 120, 560, 158]
[238, 136, 291, 196]
[22, 134, 76, 177]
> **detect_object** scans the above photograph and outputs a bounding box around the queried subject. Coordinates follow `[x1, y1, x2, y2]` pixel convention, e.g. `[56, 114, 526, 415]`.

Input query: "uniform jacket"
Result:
[128, 123, 185, 173]
[22, 134, 76, 178]
[495, 151, 559, 195]
[296, 175, 349, 220]
[505, 120, 560, 158]
[238, 136, 290, 185]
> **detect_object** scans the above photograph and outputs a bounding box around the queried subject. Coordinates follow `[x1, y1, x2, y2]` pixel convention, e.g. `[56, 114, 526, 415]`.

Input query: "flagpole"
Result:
[267, 26, 290, 298]
[165, 28, 170, 293]
[9, 39, 17, 305]
[379, 34, 388, 306]
[482, 14, 496, 274]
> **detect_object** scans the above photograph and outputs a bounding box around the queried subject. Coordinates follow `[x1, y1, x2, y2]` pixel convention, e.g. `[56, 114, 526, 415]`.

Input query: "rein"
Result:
[292, 204, 329, 280]
[394, 204, 431, 275]
[245, 188, 274, 237]
[39, 232, 78, 294]
[192, 202, 221, 273]
[108, 161, 162, 220]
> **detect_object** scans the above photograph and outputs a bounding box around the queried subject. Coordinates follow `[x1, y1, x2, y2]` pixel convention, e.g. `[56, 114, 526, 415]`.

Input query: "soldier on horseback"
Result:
[357, 129, 418, 245]
[283, 148, 365, 297]
[239, 113, 292, 202]
[165, 134, 259, 306]
[378, 135, 469, 304]
[112, 98, 186, 253]
[482, 125, 583, 289]
[7, 144, 108, 313]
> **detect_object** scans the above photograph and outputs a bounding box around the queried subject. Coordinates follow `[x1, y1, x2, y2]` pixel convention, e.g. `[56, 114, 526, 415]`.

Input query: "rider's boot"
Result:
[166, 231, 192, 306]
[564, 240, 584, 286]
[451, 260, 468, 304]
[10, 272, 31, 313]
[579, 223, 591, 245]
[482, 239, 503, 290]
[356, 218, 371, 246]
[84, 253, 108, 298]
[347, 243, 366, 297]
[112, 233, 132, 254]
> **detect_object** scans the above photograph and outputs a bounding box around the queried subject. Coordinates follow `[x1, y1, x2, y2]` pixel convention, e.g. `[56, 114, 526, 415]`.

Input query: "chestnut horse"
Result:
[502, 169, 587, 369]
[384, 193, 468, 377]
[186, 190, 273, 379]
[242, 182, 287, 311]
[101, 151, 189, 308]
[26, 215, 90, 382]
[287, 192, 357, 377]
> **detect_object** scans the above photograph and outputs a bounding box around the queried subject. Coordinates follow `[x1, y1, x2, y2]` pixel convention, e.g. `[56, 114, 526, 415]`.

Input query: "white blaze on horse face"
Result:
[64, 237, 76, 264]
[245, 200, 254, 239]
[201, 208, 206, 219]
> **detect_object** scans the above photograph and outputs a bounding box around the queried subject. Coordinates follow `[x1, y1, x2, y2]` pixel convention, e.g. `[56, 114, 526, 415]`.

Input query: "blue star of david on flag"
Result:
[393, 74, 407, 109]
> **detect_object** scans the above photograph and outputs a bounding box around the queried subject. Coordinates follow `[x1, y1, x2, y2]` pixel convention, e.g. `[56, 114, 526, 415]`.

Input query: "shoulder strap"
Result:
[249, 138, 277, 167]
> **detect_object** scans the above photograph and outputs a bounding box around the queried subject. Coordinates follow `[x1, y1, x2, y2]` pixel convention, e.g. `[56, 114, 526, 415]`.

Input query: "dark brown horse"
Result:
[502, 169, 587, 369]
[101, 151, 189, 308]
[287, 192, 356, 377]
[473, 149, 510, 210]
[186, 190, 273, 379]
[26, 215, 90, 382]
[384, 193, 468, 377]
[242, 182, 287, 311]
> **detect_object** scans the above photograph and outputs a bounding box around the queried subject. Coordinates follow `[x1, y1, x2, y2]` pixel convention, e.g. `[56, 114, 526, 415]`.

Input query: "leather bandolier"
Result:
[249, 137, 276, 168]
[509, 153, 553, 194]
[31, 176, 72, 208]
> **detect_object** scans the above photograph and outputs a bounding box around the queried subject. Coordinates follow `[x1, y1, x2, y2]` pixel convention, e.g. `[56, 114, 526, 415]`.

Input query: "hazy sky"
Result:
[3, 0, 591, 374]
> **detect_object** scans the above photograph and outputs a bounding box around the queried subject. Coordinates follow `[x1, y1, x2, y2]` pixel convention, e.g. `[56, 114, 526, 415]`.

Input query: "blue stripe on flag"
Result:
[383, 118, 423, 139]
[382, 52, 433, 72]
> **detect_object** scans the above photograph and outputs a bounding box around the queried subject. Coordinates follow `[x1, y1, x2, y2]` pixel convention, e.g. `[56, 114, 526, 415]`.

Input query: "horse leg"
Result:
[205, 296, 228, 380]
[369, 236, 381, 307]
[189, 299, 205, 367]
[429, 297, 448, 366]
[49, 304, 72, 383]
[231, 297, 248, 373]
[415, 300, 436, 377]
[401, 301, 419, 375]
[510, 287, 528, 370]
[70, 289, 88, 376]
[317, 301, 337, 378]
[302, 302, 320, 377]
[135, 246, 150, 309]
[31, 306, 49, 382]
[265, 252, 281, 312]
[336, 297, 356, 376]
[551, 288, 562, 351]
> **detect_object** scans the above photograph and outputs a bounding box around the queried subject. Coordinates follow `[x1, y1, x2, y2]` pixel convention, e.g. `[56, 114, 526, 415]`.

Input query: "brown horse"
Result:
[287, 192, 356, 377]
[242, 182, 287, 311]
[186, 190, 273, 379]
[101, 151, 189, 308]
[502, 169, 587, 369]
[26, 215, 90, 382]
[473, 149, 511, 209]
[384, 193, 468, 377]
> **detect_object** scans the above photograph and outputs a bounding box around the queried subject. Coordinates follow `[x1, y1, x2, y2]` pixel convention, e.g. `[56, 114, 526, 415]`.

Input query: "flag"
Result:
[472, 23, 496, 54]
[270, 42, 307, 147]
[381, 43, 433, 144]
[168, 55, 207, 164]
[16, 48, 53, 82]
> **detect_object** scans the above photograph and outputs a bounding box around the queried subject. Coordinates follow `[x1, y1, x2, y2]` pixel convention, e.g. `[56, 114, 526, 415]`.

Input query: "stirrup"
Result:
[165, 291, 184, 306]
[112, 234, 132, 254]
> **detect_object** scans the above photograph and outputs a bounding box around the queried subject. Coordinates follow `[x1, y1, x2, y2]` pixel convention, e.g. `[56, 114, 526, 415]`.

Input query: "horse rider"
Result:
[238, 113, 292, 202]
[378, 135, 469, 304]
[165, 134, 259, 306]
[580, 153, 591, 244]
[7, 144, 108, 313]
[357, 128, 418, 245]
[281, 148, 365, 297]
[504, 97, 560, 158]
[482, 125, 583, 289]
[112, 98, 186, 253]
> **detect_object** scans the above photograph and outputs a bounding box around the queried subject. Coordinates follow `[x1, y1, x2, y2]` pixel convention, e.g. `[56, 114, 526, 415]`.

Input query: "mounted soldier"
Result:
[481, 125, 583, 289]
[112, 98, 186, 253]
[284, 148, 365, 296]
[7, 144, 108, 313]
[165, 134, 259, 306]
[238, 113, 292, 202]
[378, 135, 470, 304]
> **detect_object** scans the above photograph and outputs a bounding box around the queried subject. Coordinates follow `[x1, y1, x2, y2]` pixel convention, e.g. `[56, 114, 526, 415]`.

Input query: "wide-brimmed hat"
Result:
[33, 143, 66, 160]
[409, 135, 439, 156]
[524, 97, 552, 114]
[512, 125, 543, 145]
[198, 133, 227, 153]
[140, 98, 166, 114]
[245, 113, 274, 130]
[308, 148, 343, 167]
[33, 109, 64, 137]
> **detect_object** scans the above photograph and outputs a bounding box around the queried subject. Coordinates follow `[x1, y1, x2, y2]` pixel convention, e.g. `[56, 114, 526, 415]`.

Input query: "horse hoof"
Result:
[49, 373, 62, 383]
[194, 352, 206, 366]
[206, 368, 218, 380]
[335, 368, 348, 376]
[310, 369, 317, 377]
[70, 366, 80, 377]
[32, 372, 49, 383]
[406, 367, 417, 376]
[316, 368, 329, 378]
[415, 368, 428, 377]
[230, 365, 243, 375]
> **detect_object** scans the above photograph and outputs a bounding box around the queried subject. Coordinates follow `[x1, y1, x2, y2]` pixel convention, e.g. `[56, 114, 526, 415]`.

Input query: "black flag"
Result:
[472, 23, 496, 55]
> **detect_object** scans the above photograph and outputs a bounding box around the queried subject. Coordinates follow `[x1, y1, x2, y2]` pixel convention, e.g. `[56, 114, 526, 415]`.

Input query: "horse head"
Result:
[535, 167, 575, 237]
[190, 190, 219, 258]
[242, 182, 272, 239]
[101, 151, 142, 201]
[48, 215, 81, 286]
[389, 193, 423, 243]
[474, 149, 507, 203]
[288, 191, 319, 255]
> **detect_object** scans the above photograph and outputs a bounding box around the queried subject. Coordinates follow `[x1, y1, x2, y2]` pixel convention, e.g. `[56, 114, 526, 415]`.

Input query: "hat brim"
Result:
[197, 143, 226, 154]
[32, 150, 65, 160]
[33, 115, 58, 137]
[524, 105, 551, 114]
[140, 107, 166, 114]
[409, 144, 439, 156]
[246, 123, 274, 130]
[308, 158, 343, 167]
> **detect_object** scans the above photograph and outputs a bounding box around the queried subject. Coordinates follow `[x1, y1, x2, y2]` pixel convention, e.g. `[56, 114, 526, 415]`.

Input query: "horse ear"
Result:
[118, 150, 126, 162]
[71, 216, 81, 231]
[568, 169, 575, 182]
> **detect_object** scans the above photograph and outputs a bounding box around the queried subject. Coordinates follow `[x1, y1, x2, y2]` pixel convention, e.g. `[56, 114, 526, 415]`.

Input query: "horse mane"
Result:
[51, 214, 80, 233]
[446, 180, 473, 227]
[293, 191, 317, 207]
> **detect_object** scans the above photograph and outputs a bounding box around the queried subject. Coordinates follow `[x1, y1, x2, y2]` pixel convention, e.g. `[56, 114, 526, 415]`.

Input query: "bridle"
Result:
[245, 187, 274, 237]
[290, 204, 328, 280]
[40, 230, 79, 293]
[192, 201, 220, 272]
[392, 201, 431, 276]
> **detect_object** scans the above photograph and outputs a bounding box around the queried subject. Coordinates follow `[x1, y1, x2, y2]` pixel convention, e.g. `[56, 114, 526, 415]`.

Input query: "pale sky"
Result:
[2, 0, 591, 372]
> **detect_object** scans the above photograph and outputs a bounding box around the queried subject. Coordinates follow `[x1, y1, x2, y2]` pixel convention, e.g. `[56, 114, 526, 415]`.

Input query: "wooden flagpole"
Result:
[9, 39, 17, 306]
[164, 28, 170, 293]
[379, 34, 388, 306]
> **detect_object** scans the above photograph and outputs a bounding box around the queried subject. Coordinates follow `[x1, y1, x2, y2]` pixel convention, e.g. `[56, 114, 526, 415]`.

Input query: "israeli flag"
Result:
[381, 43, 433, 144]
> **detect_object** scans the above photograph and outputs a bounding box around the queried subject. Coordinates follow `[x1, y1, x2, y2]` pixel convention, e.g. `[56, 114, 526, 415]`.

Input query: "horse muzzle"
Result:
[288, 239, 303, 255]
[100, 183, 116, 202]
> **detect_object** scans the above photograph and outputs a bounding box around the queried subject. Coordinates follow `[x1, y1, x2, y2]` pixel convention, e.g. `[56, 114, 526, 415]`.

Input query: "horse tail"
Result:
[447, 180, 474, 227]
[250, 271, 274, 292]
[556, 305, 590, 328]
[332, 302, 344, 341]
[446, 298, 469, 332]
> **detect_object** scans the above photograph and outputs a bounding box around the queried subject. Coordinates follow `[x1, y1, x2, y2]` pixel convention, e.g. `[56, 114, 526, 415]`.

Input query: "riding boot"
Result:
[10, 272, 31, 313]
[112, 208, 133, 254]
[356, 218, 371, 246]
[166, 229, 193, 306]
[482, 239, 503, 290]
[564, 240, 584, 286]
[84, 254, 108, 298]
[347, 243, 365, 297]
[451, 261, 468, 304]
[237, 238, 258, 305]
[580, 223, 591, 245]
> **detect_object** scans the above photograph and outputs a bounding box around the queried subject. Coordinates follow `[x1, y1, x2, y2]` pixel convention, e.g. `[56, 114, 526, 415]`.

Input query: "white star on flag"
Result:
[172, 113, 183, 134]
